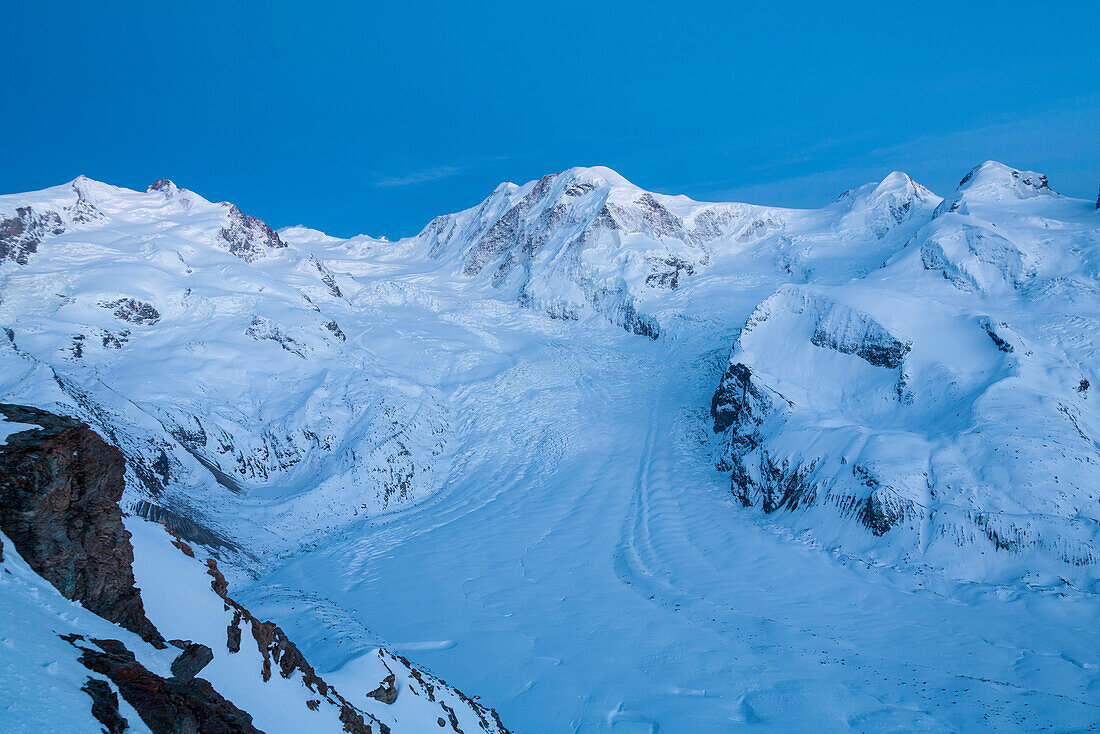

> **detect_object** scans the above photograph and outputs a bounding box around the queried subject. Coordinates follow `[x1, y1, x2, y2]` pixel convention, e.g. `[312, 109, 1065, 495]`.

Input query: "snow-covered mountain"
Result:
[0, 176, 447, 558]
[1, 161, 1098, 732]
[416, 165, 939, 337]
[711, 162, 1099, 586]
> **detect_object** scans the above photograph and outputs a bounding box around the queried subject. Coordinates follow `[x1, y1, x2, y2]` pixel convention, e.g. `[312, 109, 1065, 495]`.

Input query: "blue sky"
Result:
[3, 1, 1098, 238]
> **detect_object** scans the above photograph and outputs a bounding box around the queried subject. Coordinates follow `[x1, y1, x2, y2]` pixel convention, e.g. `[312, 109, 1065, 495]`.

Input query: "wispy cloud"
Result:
[371, 165, 467, 188]
[370, 155, 511, 188]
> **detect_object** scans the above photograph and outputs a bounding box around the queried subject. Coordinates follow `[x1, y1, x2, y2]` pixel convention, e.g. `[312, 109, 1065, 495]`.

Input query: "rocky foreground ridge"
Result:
[0, 404, 509, 734]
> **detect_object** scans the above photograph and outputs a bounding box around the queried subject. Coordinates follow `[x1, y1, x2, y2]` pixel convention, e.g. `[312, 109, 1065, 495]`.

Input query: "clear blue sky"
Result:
[3, 1, 1098, 238]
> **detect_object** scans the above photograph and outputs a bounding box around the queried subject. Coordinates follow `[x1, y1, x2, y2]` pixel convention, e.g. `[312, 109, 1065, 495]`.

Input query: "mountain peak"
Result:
[147, 178, 180, 195]
[557, 165, 637, 189]
[68, 174, 121, 200]
[956, 161, 1053, 197]
[876, 170, 918, 191]
[933, 161, 1055, 217]
[835, 170, 939, 237]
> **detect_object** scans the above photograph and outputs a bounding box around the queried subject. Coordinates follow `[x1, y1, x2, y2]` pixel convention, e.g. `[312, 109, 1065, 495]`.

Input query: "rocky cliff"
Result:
[0, 403, 164, 646]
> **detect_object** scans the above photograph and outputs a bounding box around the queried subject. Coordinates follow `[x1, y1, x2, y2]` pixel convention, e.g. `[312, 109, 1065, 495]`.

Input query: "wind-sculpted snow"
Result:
[2, 162, 1099, 732]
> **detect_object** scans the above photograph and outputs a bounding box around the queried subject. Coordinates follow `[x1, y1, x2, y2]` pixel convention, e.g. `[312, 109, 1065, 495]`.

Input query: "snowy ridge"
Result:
[415, 166, 941, 336]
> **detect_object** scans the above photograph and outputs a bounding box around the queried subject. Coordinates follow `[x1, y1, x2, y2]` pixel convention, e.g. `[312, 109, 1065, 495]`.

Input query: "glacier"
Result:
[1, 161, 1098, 732]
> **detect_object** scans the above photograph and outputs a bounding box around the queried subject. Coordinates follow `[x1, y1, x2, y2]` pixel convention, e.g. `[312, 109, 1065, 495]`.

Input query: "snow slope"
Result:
[712, 162, 1100, 587]
[1, 162, 1099, 731]
[0, 177, 447, 558]
[0, 517, 507, 734]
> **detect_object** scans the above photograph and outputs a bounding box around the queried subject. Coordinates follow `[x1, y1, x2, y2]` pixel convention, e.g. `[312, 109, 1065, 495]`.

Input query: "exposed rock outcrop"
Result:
[710, 289, 922, 534]
[310, 254, 343, 298]
[0, 404, 507, 732]
[0, 205, 64, 264]
[147, 179, 178, 194]
[170, 641, 215, 681]
[711, 362, 771, 436]
[367, 673, 399, 705]
[0, 403, 164, 647]
[100, 297, 161, 326]
[219, 204, 286, 263]
[245, 315, 308, 357]
[201, 546, 385, 733]
[67, 635, 263, 734]
[82, 676, 129, 734]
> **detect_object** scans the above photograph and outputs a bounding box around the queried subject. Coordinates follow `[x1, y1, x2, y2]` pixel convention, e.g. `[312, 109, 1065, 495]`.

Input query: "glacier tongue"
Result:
[1, 163, 1099, 732]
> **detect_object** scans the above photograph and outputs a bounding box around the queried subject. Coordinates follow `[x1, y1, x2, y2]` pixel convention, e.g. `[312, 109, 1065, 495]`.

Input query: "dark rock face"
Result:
[68, 182, 103, 223]
[711, 362, 770, 435]
[711, 361, 913, 536]
[217, 575, 382, 734]
[100, 329, 130, 349]
[147, 179, 177, 194]
[0, 405, 510, 733]
[645, 255, 695, 290]
[323, 320, 346, 341]
[200, 546, 371, 726]
[564, 181, 594, 197]
[310, 255, 343, 298]
[958, 164, 1049, 193]
[0, 403, 507, 733]
[0, 206, 65, 264]
[71, 636, 263, 734]
[70, 333, 86, 359]
[810, 325, 910, 369]
[635, 192, 689, 240]
[741, 453, 820, 514]
[979, 317, 1014, 353]
[82, 677, 129, 734]
[859, 489, 904, 536]
[464, 193, 528, 276]
[100, 298, 161, 326]
[130, 500, 237, 554]
[367, 673, 398, 704]
[221, 582, 332, 691]
[0, 404, 165, 647]
[170, 642, 214, 681]
[245, 315, 307, 357]
[194, 544, 512, 733]
[623, 308, 660, 340]
[218, 204, 286, 263]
